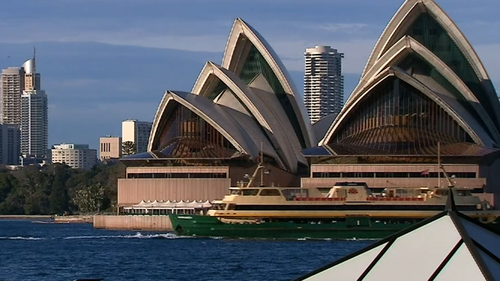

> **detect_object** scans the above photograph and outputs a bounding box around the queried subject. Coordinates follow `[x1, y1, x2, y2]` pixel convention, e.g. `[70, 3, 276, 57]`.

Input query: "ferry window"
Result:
[213, 204, 226, 210]
[230, 189, 240, 195]
[317, 188, 331, 193]
[242, 189, 259, 196]
[259, 189, 281, 196]
[282, 188, 306, 199]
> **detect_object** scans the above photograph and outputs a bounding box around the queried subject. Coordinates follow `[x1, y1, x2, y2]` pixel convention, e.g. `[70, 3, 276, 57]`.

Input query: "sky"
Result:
[0, 0, 498, 150]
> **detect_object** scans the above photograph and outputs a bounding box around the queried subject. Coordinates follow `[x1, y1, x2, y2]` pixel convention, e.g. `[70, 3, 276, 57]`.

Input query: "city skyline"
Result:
[0, 0, 498, 149]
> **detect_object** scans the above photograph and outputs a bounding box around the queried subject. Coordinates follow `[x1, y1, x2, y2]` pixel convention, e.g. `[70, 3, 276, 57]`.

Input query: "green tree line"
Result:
[0, 162, 125, 215]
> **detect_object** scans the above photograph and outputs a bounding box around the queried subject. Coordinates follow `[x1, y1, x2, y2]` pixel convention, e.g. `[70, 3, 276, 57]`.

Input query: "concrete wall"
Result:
[118, 178, 230, 206]
[94, 215, 173, 231]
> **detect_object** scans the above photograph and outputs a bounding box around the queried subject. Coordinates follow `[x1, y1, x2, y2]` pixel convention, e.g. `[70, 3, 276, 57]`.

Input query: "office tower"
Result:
[304, 46, 344, 123]
[21, 90, 48, 159]
[99, 136, 122, 161]
[51, 143, 97, 169]
[122, 119, 152, 154]
[0, 124, 20, 165]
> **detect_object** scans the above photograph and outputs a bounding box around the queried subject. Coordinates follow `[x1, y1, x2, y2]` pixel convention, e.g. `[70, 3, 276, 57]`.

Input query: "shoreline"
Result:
[0, 214, 93, 223]
[0, 215, 54, 220]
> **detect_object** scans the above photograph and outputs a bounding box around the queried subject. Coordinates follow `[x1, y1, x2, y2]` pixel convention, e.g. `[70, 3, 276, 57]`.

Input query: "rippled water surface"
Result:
[0, 220, 375, 281]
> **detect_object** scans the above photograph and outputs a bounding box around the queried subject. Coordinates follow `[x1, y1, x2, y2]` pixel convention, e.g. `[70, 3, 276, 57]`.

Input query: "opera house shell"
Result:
[117, 18, 315, 208]
[303, 0, 500, 205]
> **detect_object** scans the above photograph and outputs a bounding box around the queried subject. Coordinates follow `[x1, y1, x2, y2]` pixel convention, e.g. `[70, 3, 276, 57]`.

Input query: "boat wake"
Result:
[63, 232, 191, 240]
[0, 236, 44, 240]
[345, 237, 380, 241]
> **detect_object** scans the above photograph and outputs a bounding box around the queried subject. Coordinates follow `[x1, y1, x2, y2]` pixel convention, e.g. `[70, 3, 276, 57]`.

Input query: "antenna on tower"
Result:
[33, 46, 36, 73]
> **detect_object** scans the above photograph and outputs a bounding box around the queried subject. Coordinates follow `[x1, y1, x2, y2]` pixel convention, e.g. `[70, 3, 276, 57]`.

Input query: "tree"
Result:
[0, 162, 122, 215]
[49, 164, 71, 214]
[72, 183, 106, 214]
[0, 173, 18, 202]
[122, 141, 136, 156]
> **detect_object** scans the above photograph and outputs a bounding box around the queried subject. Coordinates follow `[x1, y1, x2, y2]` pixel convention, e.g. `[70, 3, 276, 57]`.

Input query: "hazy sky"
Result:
[0, 0, 498, 149]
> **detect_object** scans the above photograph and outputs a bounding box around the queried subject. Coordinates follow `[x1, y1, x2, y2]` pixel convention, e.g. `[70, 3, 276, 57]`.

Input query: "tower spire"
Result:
[33, 46, 36, 73]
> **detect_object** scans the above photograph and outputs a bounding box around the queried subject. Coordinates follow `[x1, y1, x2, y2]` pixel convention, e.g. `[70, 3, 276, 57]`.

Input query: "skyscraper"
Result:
[0, 50, 48, 162]
[122, 119, 152, 154]
[304, 46, 344, 123]
[1, 67, 24, 125]
[21, 89, 48, 159]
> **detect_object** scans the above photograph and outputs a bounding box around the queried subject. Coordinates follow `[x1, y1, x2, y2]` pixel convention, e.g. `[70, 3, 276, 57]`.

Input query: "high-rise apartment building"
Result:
[0, 124, 20, 165]
[1, 67, 24, 125]
[122, 119, 152, 154]
[99, 136, 122, 161]
[304, 46, 344, 123]
[21, 90, 48, 158]
[51, 143, 97, 169]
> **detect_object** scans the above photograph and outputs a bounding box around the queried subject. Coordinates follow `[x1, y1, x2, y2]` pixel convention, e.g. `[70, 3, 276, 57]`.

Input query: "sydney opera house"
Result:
[117, 17, 316, 207]
[117, 0, 500, 209]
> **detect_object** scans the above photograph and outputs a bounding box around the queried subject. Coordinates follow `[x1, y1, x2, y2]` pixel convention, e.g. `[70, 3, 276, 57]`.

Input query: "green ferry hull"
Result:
[169, 215, 424, 240]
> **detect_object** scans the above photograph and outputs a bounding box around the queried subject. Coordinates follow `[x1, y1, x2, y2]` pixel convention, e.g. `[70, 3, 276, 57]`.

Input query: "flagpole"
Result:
[438, 141, 441, 188]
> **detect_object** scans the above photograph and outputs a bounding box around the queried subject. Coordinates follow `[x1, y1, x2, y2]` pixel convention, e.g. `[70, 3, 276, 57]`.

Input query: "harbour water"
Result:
[0, 220, 374, 281]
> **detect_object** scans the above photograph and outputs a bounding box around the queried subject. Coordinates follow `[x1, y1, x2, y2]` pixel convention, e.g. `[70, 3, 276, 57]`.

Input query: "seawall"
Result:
[93, 215, 173, 231]
[0, 215, 53, 220]
[54, 215, 93, 223]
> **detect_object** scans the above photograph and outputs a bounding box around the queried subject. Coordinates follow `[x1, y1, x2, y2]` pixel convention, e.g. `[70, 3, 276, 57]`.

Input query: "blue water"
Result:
[0, 220, 375, 281]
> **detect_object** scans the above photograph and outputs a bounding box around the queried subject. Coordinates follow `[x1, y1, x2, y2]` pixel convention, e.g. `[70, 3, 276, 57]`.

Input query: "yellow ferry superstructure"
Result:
[207, 182, 499, 221]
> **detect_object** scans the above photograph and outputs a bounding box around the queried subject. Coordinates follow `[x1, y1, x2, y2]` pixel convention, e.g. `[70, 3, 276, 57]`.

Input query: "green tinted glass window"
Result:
[330, 77, 475, 155]
[239, 44, 306, 148]
[397, 53, 492, 139]
[403, 13, 497, 127]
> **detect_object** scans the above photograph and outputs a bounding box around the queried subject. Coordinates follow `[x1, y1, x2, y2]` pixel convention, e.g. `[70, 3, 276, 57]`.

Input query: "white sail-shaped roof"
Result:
[190, 61, 306, 171]
[221, 18, 316, 148]
[359, 0, 500, 132]
[148, 90, 280, 165]
[297, 194, 500, 280]
[362, 0, 488, 81]
[320, 0, 500, 156]
[147, 18, 313, 172]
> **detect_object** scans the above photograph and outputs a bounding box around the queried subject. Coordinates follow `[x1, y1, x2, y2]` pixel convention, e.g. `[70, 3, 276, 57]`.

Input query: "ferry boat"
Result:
[169, 150, 500, 239]
[169, 181, 500, 239]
